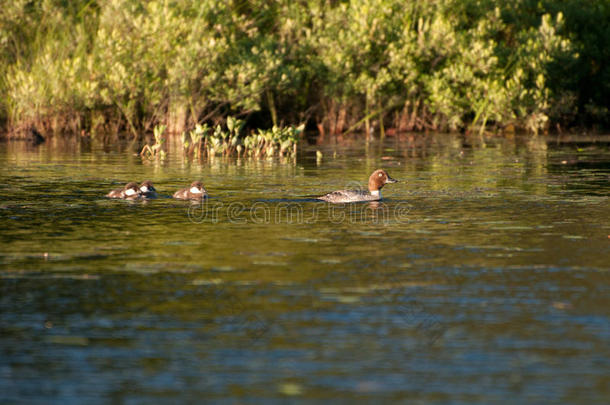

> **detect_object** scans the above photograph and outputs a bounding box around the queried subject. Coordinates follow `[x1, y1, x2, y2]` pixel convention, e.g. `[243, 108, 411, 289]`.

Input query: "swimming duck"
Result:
[317, 169, 398, 203]
[106, 182, 141, 199]
[173, 181, 208, 200]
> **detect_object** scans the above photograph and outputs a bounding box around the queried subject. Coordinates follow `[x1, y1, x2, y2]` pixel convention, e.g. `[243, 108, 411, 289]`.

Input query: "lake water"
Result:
[1, 134, 609, 404]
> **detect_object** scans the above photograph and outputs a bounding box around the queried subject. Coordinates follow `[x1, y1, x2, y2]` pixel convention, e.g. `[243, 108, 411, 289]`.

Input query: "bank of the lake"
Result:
[2, 0, 609, 137]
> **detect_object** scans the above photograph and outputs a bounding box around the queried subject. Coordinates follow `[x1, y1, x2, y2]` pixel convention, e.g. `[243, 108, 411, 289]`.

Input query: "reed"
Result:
[140, 124, 167, 160]
[181, 117, 303, 159]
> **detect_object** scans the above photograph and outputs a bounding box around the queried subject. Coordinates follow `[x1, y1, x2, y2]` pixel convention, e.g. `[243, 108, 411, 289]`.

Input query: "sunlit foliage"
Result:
[0, 0, 607, 136]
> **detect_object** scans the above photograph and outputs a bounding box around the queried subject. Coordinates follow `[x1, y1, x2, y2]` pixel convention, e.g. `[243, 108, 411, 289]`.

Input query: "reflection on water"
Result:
[1, 133, 609, 403]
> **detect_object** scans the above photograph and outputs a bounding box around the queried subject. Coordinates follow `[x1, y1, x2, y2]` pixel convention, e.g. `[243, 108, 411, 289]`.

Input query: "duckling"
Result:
[173, 181, 208, 200]
[107, 182, 141, 199]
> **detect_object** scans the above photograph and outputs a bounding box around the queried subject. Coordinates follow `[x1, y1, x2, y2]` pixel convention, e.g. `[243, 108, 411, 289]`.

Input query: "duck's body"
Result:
[318, 189, 382, 203]
[317, 169, 397, 203]
[173, 181, 207, 200]
[139, 180, 157, 198]
[107, 182, 141, 199]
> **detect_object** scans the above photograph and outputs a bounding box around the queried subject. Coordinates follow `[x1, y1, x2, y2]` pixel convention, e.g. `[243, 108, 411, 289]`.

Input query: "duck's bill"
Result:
[386, 176, 398, 183]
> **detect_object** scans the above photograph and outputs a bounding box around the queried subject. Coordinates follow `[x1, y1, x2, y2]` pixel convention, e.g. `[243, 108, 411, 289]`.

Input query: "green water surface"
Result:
[1, 134, 609, 404]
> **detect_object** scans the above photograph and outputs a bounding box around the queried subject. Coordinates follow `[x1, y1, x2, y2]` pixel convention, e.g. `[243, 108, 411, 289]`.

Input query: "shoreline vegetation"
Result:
[140, 118, 302, 160]
[1, 0, 608, 142]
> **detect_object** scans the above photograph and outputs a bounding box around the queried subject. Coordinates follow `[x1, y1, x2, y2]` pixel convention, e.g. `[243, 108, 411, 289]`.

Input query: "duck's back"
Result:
[173, 187, 207, 200]
[106, 188, 123, 198]
[318, 189, 378, 203]
[173, 188, 189, 199]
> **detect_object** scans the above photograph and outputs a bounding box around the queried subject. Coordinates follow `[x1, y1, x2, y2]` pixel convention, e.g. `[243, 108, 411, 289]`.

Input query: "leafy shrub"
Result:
[0, 0, 606, 136]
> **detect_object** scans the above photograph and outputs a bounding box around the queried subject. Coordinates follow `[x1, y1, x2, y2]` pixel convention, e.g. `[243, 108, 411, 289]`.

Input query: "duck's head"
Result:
[139, 180, 156, 194]
[190, 181, 206, 194]
[124, 182, 141, 197]
[368, 169, 398, 192]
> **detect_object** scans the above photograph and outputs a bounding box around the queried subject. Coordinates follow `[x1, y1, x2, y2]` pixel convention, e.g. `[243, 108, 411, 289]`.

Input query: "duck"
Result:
[173, 181, 208, 200]
[106, 182, 141, 199]
[139, 180, 157, 198]
[317, 169, 398, 203]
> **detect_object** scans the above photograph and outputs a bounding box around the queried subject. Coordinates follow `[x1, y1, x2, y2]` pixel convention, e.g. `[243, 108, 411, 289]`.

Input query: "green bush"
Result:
[0, 0, 607, 136]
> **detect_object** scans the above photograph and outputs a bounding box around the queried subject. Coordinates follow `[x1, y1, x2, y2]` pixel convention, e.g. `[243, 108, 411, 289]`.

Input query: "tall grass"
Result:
[0, 0, 607, 138]
[180, 118, 302, 159]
